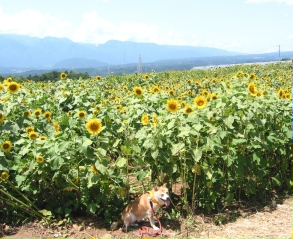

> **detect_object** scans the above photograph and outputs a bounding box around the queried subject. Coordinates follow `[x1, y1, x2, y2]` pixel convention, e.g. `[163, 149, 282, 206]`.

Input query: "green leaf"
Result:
[115, 157, 127, 168]
[151, 149, 159, 159]
[192, 148, 202, 162]
[96, 147, 107, 156]
[39, 209, 52, 217]
[121, 145, 131, 155]
[167, 119, 175, 129]
[171, 142, 185, 155]
[135, 170, 148, 182]
[87, 203, 97, 214]
[224, 115, 234, 129]
[252, 153, 261, 165]
[15, 175, 26, 187]
[0, 157, 8, 171]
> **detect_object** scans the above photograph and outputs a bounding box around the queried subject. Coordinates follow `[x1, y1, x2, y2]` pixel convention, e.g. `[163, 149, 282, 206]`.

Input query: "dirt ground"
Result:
[1, 195, 291, 238]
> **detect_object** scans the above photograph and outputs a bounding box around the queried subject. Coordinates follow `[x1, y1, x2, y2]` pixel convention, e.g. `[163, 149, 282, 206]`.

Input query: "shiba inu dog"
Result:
[121, 183, 170, 232]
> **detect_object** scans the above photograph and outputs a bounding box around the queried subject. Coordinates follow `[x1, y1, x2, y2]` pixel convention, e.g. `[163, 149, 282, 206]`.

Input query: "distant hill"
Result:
[0, 34, 240, 69]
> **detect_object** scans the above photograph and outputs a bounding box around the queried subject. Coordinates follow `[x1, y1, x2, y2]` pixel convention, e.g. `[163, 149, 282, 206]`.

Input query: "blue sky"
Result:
[0, 0, 292, 53]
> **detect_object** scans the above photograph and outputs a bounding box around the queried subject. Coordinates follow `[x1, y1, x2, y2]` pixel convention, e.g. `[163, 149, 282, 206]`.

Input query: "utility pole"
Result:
[137, 54, 142, 74]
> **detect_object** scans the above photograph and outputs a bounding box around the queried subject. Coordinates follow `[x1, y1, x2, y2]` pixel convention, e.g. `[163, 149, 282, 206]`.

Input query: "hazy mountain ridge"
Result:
[0, 34, 239, 68]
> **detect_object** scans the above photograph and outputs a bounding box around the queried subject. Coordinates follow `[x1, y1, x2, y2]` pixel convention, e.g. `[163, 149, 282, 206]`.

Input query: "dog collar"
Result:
[147, 190, 161, 207]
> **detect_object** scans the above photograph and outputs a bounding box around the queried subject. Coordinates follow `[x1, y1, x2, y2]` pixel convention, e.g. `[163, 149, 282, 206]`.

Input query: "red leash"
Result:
[138, 206, 170, 237]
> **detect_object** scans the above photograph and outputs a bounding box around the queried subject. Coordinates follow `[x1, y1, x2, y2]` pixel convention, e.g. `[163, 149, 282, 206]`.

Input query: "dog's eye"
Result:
[161, 194, 164, 197]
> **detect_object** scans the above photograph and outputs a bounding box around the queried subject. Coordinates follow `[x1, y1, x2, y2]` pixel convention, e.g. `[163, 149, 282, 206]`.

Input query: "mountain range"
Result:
[0, 34, 239, 68]
[0, 34, 291, 76]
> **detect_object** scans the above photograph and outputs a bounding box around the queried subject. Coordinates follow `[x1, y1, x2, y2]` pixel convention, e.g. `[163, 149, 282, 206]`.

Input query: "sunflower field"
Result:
[0, 62, 292, 224]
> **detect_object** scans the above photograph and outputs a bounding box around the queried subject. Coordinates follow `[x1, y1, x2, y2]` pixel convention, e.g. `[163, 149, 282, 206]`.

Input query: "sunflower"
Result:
[60, 72, 67, 79]
[53, 121, 60, 135]
[168, 90, 175, 96]
[7, 82, 20, 94]
[91, 164, 99, 174]
[28, 131, 38, 140]
[210, 93, 218, 100]
[248, 82, 257, 96]
[39, 136, 47, 140]
[133, 86, 143, 97]
[77, 110, 86, 119]
[152, 85, 160, 94]
[36, 156, 44, 163]
[256, 91, 263, 97]
[144, 74, 149, 79]
[277, 88, 284, 98]
[26, 126, 34, 134]
[0, 83, 4, 92]
[184, 105, 194, 114]
[0, 113, 5, 124]
[285, 93, 292, 100]
[34, 109, 42, 116]
[23, 111, 31, 117]
[86, 119, 103, 135]
[141, 113, 149, 125]
[194, 96, 208, 110]
[152, 113, 158, 126]
[43, 111, 52, 119]
[181, 101, 187, 108]
[1, 172, 9, 181]
[96, 75, 102, 80]
[167, 99, 179, 113]
[249, 73, 256, 80]
[1, 141, 12, 153]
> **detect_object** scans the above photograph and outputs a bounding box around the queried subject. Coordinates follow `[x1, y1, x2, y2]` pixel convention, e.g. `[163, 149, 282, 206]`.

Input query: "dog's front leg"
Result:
[148, 211, 159, 230]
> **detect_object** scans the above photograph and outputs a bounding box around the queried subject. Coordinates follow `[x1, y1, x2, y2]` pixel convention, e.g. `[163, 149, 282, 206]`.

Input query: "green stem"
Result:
[5, 180, 40, 212]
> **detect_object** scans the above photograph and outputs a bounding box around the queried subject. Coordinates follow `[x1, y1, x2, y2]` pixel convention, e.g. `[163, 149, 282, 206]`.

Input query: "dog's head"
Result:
[153, 183, 170, 207]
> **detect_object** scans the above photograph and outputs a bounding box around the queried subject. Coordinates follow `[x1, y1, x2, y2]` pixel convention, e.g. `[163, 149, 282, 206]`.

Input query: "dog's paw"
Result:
[152, 226, 160, 230]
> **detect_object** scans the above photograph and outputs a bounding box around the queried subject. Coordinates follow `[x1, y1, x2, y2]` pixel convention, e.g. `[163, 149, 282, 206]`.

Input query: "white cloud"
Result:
[287, 34, 293, 39]
[244, 0, 293, 4]
[0, 7, 72, 37]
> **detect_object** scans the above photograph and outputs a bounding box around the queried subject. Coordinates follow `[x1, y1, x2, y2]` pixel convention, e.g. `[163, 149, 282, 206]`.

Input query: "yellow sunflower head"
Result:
[36, 156, 44, 163]
[0, 113, 5, 124]
[96, 75, 102, 80]
[133, 86, 143, 97]
[23, 111, 31, 117]
[91, 164, 99, 174]
[60, 72, 67, 79]
[77, 110, 86, 119]
[43, 111, 52, 119]
[39, 136, 47, 140]
[194, 96, 208, 110]
[152, 86, 160, 94]
[7, 82, 20, 94]
[34, 109, 42, 116]
[0, 83, 4, 92]
[184, 105, 194, 114]
[1, 171, 9, 181]
[168, 90, 175, 96]
[1, 141, 12, 153]
[86, 118, 103, 135]
[248, 82, 257, 96]
[152, 113, 158, 126]
[141, 113, 149, 125]
[167, 98, 180, 113]
[28, 131, 38, 140]
[26, 126, 34, 134]
[210, 93, 218, 100]
[277, 88, 284, 98]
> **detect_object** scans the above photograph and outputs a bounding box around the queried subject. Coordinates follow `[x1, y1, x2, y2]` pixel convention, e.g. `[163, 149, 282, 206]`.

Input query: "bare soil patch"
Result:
[1, 196, 291, 238]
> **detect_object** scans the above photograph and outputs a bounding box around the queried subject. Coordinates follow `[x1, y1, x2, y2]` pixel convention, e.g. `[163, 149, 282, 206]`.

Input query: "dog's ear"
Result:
[162, 183, 167, 187]
[154, 186, 158, 191]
